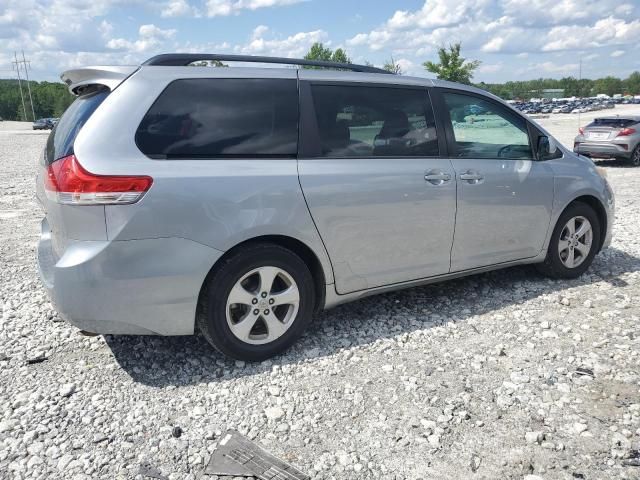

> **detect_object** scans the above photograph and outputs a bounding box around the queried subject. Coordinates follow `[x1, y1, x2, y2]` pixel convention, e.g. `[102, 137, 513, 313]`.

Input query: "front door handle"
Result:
[424, 170, 452, 185]
[459, 170, 484, 183]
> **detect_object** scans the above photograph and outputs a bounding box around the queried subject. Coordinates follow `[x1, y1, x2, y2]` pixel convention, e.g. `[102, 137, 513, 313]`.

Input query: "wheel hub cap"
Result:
[558, 216, 593, 269]
[225, 266, 300, 345]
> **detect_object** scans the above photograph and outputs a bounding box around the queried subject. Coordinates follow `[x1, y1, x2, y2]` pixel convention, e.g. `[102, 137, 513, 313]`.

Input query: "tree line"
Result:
[304, 42, 640, 99]
[478, 74, 640, 100]
[0, 79, 74, 121]
[1, 43, 638, 121]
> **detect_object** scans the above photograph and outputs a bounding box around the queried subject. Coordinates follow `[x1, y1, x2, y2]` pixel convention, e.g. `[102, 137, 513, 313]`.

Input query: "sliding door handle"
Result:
[459, 171, 484, 183]
[424, 171, 452, 185]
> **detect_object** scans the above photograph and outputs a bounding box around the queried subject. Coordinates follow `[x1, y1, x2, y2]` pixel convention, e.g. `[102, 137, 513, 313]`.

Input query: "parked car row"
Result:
[32, 118, 59, 130]
[513, 99, 618, 115]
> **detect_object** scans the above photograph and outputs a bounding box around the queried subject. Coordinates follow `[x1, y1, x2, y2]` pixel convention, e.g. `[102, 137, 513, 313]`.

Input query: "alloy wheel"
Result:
[225, 266, 300, 345]
[558, 216, 593, 269]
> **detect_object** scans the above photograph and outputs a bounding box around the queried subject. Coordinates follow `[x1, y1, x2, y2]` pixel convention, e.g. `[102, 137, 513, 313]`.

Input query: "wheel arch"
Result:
[563, 195, 608, 252]
[197, 235, 328, 315]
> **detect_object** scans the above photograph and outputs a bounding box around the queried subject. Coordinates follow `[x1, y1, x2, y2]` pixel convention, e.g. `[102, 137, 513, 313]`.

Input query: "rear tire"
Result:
[630, 145, 640, 167]
[536, 202, 601, 279]
[197, 243, 315, 361]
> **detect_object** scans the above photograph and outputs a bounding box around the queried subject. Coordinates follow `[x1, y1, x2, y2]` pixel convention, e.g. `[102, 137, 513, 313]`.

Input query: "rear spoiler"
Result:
[61, 66, 138, 95]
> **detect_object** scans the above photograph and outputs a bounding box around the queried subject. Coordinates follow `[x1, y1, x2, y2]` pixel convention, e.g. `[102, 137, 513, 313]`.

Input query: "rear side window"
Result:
[136, 79, 298, 159]
[45, 89, 109, 164]
[587, 118, 637, 128]
[310, 85, 439, 158]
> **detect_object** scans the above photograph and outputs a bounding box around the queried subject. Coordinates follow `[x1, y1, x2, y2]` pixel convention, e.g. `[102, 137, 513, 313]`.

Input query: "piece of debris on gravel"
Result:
[0, 119, 639, 479]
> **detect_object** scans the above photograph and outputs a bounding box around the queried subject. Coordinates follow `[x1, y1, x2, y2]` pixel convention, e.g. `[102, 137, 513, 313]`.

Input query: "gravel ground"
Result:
[1, 107, 639, 480]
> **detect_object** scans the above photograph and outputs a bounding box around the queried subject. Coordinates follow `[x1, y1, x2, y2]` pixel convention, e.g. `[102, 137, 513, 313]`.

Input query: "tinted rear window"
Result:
[45, 89, 109, 164]
[588, 118, 637, 128]
[135, 78, 298, 159]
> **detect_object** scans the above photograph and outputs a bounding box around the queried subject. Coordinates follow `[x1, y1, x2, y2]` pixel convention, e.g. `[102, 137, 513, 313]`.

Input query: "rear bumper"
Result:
[37, 218, 224, 335]
[574, 142, 631, 159]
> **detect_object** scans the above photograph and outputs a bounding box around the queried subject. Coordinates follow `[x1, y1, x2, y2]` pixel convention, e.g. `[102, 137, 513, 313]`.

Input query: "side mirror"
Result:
[537, 135, 561, 161]
[537, 136, 550, 160]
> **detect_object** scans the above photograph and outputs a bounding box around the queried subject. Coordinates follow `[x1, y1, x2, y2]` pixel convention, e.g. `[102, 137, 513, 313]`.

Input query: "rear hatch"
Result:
[36, 88, 111, 257]
[583, 118, 636, 141]
[37, 65, 142, 258]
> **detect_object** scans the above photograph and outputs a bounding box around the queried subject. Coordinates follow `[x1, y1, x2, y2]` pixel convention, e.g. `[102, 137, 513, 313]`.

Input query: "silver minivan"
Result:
[37, 54, 614, 360]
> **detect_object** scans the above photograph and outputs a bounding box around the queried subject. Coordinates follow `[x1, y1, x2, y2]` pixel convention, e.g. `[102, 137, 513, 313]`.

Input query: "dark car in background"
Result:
[33, 118, 54, 130]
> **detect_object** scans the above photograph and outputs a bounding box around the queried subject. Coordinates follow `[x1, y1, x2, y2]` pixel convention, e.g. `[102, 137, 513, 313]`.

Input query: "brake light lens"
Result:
[44, 154, 152, 205]
[579, 127, 584, 135]
[617, 128, 636, 137]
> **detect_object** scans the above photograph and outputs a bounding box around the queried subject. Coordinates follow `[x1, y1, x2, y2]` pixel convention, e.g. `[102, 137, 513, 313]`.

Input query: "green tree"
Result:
[304, 42, 333, 62]
[592, 76, 623, 97]
[0, 79, 74, 121]
[383, 56, 403, 74]
[331, 48, 351, 64]
[560, 76, 580, 97]
[423, 43, 481, 85]
[303, 43, 352, 67]
[624, 71, 640, 95]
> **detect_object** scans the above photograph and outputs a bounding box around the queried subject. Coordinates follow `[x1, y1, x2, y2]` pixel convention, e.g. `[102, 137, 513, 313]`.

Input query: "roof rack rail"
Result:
[142, 53, 392, 75]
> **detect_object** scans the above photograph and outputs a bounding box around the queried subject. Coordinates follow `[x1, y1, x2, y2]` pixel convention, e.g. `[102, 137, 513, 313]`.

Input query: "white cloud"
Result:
[237, 27, 328, 58]
[502, 0, 623, 25]
[478, 63, 503, 74]
[387, 0, 490, 30]
[347, 0, 640, 58]
[251, 25, 270, 40]
[518, 61, 580, 75]
[542, 17, 640, 51]
[99, 20, 114, 38]
[161, 0, 199, 17]
[482, 37, 505, 53]
[0, 0, 140, 52]
[205, 0, 303, 17]
[2, 0, 639, 84]
[107, 24, 176, 53]
[396, 58, 414, 73]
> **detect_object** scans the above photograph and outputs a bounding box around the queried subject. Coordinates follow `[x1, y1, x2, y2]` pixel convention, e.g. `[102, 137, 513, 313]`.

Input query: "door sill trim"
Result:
[324, 254, 544, 309]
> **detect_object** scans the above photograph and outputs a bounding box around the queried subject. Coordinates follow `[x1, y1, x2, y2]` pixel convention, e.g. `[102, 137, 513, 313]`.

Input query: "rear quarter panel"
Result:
[72, 66, 334, 284]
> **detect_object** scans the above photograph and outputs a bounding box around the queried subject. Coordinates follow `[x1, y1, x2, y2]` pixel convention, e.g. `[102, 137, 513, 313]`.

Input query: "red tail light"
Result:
[579, 127, 584, 135]
[44, 154, 153, 205]
[617, 128, 636, 137]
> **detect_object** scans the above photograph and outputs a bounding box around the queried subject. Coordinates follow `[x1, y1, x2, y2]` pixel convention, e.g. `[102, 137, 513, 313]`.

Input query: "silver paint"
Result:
[37, 64, 615, 336]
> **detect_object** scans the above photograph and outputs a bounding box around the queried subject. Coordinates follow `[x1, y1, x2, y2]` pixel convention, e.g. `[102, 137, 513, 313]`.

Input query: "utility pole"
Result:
[12, 52, 28, 122]
[21, 50, 36, 121]
[577, 56, 582, 130]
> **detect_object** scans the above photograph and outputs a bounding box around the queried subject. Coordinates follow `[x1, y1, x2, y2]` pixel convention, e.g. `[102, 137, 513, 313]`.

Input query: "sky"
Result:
[1, 0, 639, 83]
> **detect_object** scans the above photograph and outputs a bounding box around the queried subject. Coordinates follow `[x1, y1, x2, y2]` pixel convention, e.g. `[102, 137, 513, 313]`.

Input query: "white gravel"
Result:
[1, 110, 639, 479]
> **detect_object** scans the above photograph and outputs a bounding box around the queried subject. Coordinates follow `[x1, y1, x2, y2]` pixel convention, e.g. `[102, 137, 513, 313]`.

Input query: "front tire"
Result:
[536, 202, 601, 279]
[197, 243, 315, 361]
